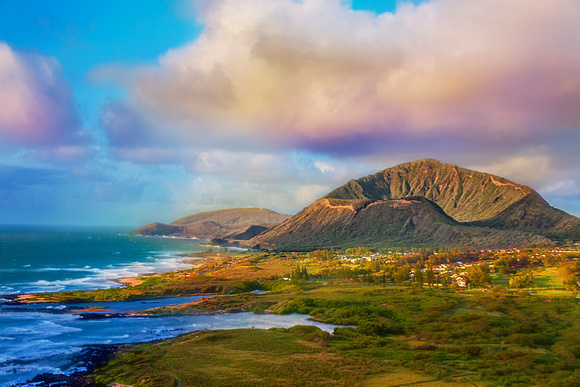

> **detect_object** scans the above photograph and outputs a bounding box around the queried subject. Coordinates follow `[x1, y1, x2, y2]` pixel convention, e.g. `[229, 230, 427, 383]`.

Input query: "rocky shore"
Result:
[17, 345, 118, 387]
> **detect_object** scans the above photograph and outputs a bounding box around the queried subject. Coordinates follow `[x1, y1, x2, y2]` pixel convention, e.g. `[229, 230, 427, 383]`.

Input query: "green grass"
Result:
[491, 268, 569, 294]
[26, 251, 579, 386]
[490, 273, 510, 286]
[98, 279, 580, 386]
[531, 267, 565, 289]
[93, 328, 387, 386]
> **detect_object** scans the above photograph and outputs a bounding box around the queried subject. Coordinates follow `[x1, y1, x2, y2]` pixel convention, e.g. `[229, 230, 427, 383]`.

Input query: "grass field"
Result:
[490, 267, 574, 297]
[93, 328, 390, 386]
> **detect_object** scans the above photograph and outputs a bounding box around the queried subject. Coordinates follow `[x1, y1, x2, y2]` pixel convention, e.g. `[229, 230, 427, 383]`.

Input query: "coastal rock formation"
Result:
[131, 208, 290, 241]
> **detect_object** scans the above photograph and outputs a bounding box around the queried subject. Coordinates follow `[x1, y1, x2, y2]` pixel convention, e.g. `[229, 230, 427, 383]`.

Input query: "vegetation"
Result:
[68, 246, 580, 386]
[253, 197, 550, 250]
[92, 328, 388, 386]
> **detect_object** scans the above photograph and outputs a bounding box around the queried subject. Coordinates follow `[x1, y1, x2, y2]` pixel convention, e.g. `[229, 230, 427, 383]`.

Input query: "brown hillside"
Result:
[252, 197, 548, 250]
[325, 159, 533, 223]
[131, 208, 290, 240]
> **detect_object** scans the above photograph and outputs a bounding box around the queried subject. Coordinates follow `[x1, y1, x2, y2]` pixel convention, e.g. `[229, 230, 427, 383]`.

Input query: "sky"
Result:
[1, 0, 580, 227]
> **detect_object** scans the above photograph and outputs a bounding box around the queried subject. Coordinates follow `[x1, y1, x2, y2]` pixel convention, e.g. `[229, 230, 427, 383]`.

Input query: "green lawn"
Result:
[492, 267, 567, 291]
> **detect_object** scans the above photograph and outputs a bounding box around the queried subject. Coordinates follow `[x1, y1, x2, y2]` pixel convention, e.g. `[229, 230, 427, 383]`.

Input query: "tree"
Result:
[393, 266, 410, 284]
[415, 268, 424, 286]
[292, 265, 309, 280]
[509, 275, 531, 289]
[307, 249, 333, 261]
[466, 265, 492, 288]
[559, 263, 579, 291]
[425, 267, 434, 287]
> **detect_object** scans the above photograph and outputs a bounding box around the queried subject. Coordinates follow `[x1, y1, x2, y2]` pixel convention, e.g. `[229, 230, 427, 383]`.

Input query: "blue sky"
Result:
[1, 0, 580, 227]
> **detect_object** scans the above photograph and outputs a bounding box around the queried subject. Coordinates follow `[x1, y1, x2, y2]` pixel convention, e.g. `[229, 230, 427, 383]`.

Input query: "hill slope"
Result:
[252, 197, 549, 250]
[254, 159, 580, 249]
[324, 159, 580, 241]
[131, 208, 290, 241]
[468, 192, 580, 241]
[325, 159, 534, 223]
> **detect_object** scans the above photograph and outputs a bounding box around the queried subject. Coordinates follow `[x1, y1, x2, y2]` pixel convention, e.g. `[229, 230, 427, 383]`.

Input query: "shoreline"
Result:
[4, 254, 234, 305]
[21, 344, 119, 387]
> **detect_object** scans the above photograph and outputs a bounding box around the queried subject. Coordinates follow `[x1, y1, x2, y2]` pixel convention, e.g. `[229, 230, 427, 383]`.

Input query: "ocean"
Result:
[0, 225, 336, 386]
[0, 224, 207, 295]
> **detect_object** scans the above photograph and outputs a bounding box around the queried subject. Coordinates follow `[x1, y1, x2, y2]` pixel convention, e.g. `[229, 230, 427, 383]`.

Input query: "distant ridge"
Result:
[253, 159, 580, 249]
[131, 208, 290, 242]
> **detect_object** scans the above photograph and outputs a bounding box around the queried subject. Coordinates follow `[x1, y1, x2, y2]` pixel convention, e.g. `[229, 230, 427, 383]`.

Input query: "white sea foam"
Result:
[11, 255, 195, 294]
[37, 320, 83, 335]
[0, 310, 340, 386]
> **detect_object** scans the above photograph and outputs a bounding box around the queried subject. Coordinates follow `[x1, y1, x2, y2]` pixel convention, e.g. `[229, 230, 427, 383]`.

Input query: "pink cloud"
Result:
[0, 42, 85, 150]
[97, 0, 580, 150]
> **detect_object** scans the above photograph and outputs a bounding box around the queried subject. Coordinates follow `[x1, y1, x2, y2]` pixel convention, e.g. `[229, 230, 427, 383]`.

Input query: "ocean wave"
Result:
[0, 362, 62, 377]
[0, 320, 82, 338]
[10, 256, 196, 294]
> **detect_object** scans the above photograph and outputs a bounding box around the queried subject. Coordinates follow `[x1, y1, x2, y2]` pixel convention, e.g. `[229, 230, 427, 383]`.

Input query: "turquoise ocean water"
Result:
[0, 225, 206, 295]
[0, 225, 337, 386]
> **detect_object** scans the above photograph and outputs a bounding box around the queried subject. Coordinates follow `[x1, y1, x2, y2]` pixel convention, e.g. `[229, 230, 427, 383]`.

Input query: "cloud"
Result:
[0, 42, 91, 162]
[294, 184, 331, 204]
[170, 176, 329, 215]
[541, 180, 580, 198]
[314, 161, 335, 173]
[471, 152, 556, 189]
[89, 0, 580, 219]
[96, 0, 580, 154]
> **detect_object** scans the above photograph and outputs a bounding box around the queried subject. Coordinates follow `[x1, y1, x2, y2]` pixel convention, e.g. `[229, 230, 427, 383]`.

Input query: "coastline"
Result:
[6, 254, 234, 305]
[19, 344, 118, 387]
[1, 250, 264, 386]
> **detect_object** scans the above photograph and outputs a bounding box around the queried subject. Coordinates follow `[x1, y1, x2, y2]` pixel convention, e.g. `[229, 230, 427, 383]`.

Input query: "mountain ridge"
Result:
[252, 196, 550, 250]
[253, 159, 580, 249]
[131, 208, 290, 241]
[325, 159, 535, 223]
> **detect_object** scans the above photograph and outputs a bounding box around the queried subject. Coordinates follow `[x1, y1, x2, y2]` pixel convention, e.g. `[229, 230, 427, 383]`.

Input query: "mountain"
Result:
[131, 208, 290, 241]
[324, 159, 580, 240]
[468, 192, 580, 241]
[253, 159, 580, 249]
[325, 159, 533, 223]
[251, 197, 548, 250]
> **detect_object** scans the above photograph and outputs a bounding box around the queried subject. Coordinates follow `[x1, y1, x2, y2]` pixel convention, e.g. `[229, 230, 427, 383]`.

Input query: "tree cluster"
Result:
[291, 265, 309, 280]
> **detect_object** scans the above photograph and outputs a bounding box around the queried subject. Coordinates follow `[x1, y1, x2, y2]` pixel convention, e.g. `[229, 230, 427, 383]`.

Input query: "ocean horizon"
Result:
[0, 224, 207, 296]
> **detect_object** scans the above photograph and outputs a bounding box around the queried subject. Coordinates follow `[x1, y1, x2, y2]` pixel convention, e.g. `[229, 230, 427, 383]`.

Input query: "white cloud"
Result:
[540, 180, 580, 198]
[294, 184, 331, 205]
[90, 0, 580, 219]
[97, 0, 580, 150]
[471, 152, 556, 188]
[314, 160, 335, 173]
